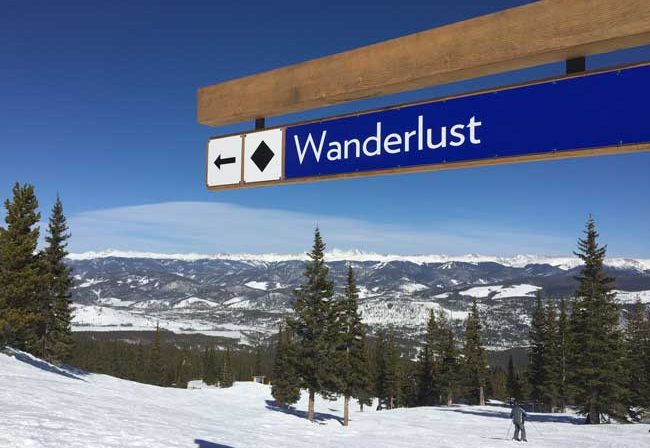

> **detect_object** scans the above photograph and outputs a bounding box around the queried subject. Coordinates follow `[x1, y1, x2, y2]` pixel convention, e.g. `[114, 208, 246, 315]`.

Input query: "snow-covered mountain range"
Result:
[68, 248, 650, 271]
[67, 250, 650, 348]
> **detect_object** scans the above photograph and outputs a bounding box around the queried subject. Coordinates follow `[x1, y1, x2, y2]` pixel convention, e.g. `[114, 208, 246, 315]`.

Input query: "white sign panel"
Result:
[244, 128, 283, 183]
[207, 135, 242, 187]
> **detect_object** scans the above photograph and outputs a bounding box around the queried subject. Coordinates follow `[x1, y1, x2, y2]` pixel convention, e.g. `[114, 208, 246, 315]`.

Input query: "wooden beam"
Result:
[197, 0, 650, 127]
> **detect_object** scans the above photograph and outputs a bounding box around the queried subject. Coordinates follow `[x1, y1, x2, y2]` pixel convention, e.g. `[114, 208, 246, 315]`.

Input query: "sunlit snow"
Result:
[1, 348, 648, 448]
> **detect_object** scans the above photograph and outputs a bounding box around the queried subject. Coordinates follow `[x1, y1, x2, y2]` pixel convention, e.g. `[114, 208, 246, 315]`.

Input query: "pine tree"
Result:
[202, 345, 218, 385]
[149, 323, 164, 386]
[462, 300, 489, 405]
[134, 343, 147, 383]
[356, 338, 374, 412]
[175, 346, 196, 388]
[287, 228, 336, 422]
[220, 347, 234, 387]
[253, 342, 263, 377]
[569, 217, 625, 423]
[507, 355, 522, 401]
[0, 183, 43, 353]
[400, 360, 419, 408]
[436, 310, 459, 406]
[334, 265, 371, 426]
[557, 297, 571, 411]
[394, 357, 407, 408]
[541, 300, 561, 411]
[489, 367, 508, 401]
[386, 330, 401, 409]
[416, 310, 437, 406]
[271, 325, 300, 407]
[625, 299, 650, 415]
[374, 330, 391, 409]
[528, 293, 546, 408]
[41, 196, 74, 363]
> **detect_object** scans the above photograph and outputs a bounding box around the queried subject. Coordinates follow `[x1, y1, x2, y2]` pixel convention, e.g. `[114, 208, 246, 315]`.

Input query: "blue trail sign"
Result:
[284, 64, 650, 179]
[206, 64, 650, 190]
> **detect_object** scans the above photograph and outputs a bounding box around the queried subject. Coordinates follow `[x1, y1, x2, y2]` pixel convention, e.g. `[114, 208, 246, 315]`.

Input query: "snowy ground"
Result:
[1, 349, 648, 448]
[71, 304, 257, 340]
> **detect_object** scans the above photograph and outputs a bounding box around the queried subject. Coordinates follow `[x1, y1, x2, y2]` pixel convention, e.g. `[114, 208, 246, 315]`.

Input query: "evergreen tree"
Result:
[202, 345, 218, 385]
[334, 265, 371, 426]
[134, 343, 147, 383]
[541, 300, 561, 411]
[149, 323, 164, 385]
[356, 339, 374, 412]
[374, 330, 392, 409]
[0, 183, 42, 353]
[271, 325, 300, 407]
[528, 293, 546, 407]
[41, 196, 74, 363]
[386, 330, 401, 409]
[489, 367, 508, 401]
[625, 299, 650, 415]
[400, 360, 419, 408]
[220, 347, 234, 387]
[435, 310, 459, 406]
[462, 300, 489, 405]
[557, 297, 571, 411]
[569, 217, 625, 423]
[175, 346, 196, 387]
[518, 366, 532, 402]
[287, 228, 336, 422]
[507, 355, 522, 401]
[393, 356, 406, 408]
[253, 342, 263, 377]
[416, 310, 437, 406]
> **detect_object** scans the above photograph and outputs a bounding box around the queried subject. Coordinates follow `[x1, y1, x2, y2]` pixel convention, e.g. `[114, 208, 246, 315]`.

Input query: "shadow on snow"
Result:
[194, 439, 235, 448]
[10, 350, 87, 381]
[439, 407, 584, 425]
[265, 400, 344, 425]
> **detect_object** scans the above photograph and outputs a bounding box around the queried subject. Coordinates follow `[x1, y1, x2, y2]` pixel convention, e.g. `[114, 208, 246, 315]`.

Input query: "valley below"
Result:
[68, 250, 650, 348]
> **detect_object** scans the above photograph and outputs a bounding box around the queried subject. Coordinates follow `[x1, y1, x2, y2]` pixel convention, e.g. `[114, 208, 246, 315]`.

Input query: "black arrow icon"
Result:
[214, 154, 236, 169]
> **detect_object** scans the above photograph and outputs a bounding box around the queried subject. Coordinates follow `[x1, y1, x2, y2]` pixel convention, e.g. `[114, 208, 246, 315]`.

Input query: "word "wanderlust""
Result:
[293, 115, 483, 164]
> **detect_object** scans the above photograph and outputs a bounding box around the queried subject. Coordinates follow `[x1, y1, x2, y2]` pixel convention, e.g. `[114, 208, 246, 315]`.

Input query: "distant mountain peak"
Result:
[67, 248, 650, 272]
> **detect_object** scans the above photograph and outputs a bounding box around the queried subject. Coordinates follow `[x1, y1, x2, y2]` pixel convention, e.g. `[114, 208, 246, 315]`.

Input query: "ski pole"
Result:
[505, 421, 513, 440]
[528, 420, 543, 437]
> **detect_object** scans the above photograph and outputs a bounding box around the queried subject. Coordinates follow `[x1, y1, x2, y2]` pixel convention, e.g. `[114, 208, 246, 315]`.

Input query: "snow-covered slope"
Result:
[1, 348, 648, 448]
[68, 248, 650, 271]
[456, 284, 541, 299]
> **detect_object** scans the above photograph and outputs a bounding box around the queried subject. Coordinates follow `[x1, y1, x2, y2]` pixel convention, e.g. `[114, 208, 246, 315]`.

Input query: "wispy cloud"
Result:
[65, 201, 570, 256]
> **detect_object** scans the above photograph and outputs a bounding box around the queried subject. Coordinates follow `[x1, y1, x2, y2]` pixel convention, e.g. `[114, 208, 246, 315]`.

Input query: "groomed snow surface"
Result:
[2, 349, 648, 448]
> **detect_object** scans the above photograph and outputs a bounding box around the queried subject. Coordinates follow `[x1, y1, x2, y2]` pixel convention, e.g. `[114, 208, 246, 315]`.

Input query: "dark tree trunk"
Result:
[308, 389, 315, 422]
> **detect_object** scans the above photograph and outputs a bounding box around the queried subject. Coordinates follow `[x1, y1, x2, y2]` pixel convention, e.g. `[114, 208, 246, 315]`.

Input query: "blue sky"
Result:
[1, 0, 649, 256]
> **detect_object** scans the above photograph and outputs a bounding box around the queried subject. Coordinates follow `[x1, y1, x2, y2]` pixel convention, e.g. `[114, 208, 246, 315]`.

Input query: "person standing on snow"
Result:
[510, 400, 528, 442]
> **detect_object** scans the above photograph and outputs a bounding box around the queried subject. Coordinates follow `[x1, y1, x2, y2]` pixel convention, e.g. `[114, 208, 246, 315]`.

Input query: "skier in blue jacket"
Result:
[510, 401, 528, 442]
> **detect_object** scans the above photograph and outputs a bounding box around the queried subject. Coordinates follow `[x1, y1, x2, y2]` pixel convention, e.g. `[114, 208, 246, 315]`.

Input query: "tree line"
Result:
[271, 228, 493, 426]
[520, 218, 650, 423]
[271, 221, 650, 425]
[69, 326, 266, 388]
[0, 183, 74, 364]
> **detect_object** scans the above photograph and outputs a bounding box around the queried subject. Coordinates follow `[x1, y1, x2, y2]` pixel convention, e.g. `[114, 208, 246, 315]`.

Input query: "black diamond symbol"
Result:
[251, 140, 274, 172]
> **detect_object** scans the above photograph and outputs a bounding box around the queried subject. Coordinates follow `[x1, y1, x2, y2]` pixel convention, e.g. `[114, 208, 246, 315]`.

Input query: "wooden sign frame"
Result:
[205, 62, 650, 191]
[198, 0, 650, 127]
